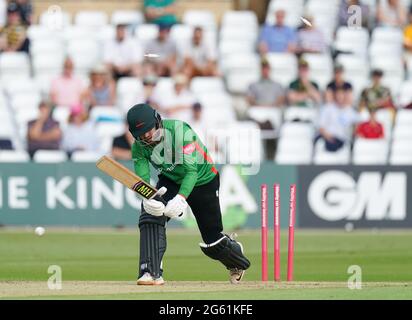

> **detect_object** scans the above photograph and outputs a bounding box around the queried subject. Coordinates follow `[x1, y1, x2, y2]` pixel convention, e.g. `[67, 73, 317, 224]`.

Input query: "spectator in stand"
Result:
[247, 58, 285, 107]
[62, 104, 100, 156]
[316, 87, 360, 152]
[27, 101, 62, 158]
[377, 0, 407, 27]
[0, 2, 29, 52]
[403, 6, 412, 56]
[359, 69, 395, 113]
[83, 64, 116, 108]
[144, 0, 177, 26]
[325, 64, 353, 106]
[355, 109, 385, 139]
[50, 57, 86, 107]
[182, 26, 218, 79]
[145, 23, 177, 76]
[143, 74, 158, 105]
[258, 9, 297, 54]
[188, 102, 207, 141]
[151, 73, 196, 122]
[296, 15, 327, 54]
[287, 59, 322, 107]
[338, 0, 370, 29]
[104, 23, 143, 80]
[12, 0, 32, 26]
[111, 122, 134, 160]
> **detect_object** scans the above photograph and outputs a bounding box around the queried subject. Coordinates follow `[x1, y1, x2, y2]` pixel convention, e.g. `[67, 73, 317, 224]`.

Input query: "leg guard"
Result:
[199, 235, 251, 270]
[139, 223, 167, 278]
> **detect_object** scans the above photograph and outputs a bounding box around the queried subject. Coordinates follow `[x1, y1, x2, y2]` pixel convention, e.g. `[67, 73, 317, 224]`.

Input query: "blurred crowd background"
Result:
[0, 0, 411, 166]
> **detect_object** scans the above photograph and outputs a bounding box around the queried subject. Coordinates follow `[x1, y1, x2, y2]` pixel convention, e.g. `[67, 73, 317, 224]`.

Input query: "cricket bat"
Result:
[96, 155, 163, 201]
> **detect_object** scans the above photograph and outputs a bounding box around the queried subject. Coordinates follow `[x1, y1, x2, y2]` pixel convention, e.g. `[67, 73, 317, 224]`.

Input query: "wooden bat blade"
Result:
[96, 156, 158, 200]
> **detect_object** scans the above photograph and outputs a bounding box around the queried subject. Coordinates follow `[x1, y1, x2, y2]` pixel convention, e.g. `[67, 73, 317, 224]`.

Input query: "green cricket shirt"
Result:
[132, 119, 217, 198]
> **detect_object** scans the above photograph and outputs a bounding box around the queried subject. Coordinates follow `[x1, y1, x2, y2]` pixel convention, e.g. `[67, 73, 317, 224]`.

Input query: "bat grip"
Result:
[153, 194, 167, 205]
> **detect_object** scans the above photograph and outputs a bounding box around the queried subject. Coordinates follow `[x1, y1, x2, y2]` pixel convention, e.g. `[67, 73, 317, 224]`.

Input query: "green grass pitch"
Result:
[0, 229, 411, 299]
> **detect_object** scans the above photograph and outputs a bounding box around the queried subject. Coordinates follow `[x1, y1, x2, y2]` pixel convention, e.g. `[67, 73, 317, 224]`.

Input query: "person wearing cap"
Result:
[144, 0, 177, 26]
[258, 9, 297, 54]
[103, 23, 143, 80]
[288, 59, 322, 107]
[247, 59, 285, 107]
[296, 15, 327, 54]
[145, 23, 177, 76]
[83, 64, 116, 108]
[0, 2, 29, 53]
[150, 73, 196, 122]
[359, 69, 395, 113]
[126, 103, 250, 285]
[326, 64, 353, 105]
[50, 57, 87, 107]
[27, 101, 62, 158]
[61, 104, 100, 156]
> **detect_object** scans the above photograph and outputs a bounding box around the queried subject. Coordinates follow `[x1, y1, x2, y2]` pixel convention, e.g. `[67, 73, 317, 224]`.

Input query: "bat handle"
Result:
[152, 193, 167, 205]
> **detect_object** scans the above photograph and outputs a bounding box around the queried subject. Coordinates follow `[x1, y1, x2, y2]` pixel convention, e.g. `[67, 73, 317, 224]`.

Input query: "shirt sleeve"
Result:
[132, 142, 151, 183]
[175, 123, 199, 198]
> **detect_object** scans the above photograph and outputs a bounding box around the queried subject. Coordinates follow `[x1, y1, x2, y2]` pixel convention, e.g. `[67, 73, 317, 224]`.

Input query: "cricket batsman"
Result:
[126, 103, 251, 285]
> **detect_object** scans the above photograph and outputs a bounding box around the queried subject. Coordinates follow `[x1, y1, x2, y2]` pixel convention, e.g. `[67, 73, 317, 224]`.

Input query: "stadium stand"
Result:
[0, 0, 411, 166]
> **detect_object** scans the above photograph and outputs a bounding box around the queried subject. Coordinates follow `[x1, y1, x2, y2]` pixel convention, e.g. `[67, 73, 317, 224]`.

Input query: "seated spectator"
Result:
[143, 74, 158, 105]
[111, 122, 134, 160]
[145, 23, 177, 76]
[151, 73, 196, 121]
[247, 58, 285, 107]
[104, 23, 142, 80]
[359, 69, 395, 113]
[182, 26, 218, 79]
[50, 57, 86, 107]
[296, 16, 327, 54]
[27, 101, 62, 158]
[187, 102, 206, 140]
[0, 139, 13, 150]
[62, 104, 100, 155]
[377, 0, 407, 27]
[325, 64, 353, 105]
[144, 0, 177, 26]
[287, 59, 322, 107]
[355, 109, 385, 139]
[83, 65, 116, 108]
[338, 0, 370, 29]
[0, 2, 29, 53]
[258, 9, 297, 54]
[13, 0, 32, 26]
[403, 7, 412, 56]
[316, 88, 360, 152]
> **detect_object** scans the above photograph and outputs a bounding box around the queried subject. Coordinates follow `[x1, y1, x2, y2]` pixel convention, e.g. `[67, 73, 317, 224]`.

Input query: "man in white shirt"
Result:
[317, 87, 361, 152]
[151, 73, 196, 122]
[104, 23, 143, 79]
[182, 26, 218, 78]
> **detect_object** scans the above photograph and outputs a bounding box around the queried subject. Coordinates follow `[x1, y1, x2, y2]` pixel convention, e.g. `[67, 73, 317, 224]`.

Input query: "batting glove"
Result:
[142, 187, 167, 216]
[164, 194, 188, 219]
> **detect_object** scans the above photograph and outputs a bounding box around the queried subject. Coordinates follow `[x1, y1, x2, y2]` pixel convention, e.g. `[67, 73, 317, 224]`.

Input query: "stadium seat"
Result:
[283, 106, 318, 123]
[67, 39, 102, 76]
[71, 151, 104, 162]
[0, 150, 30, 162]
[399, 81, 412, 107]
[170, 24, 193, 49]
[183, 10, 217, 32]
[33, 150, 68, 163]
[96, 122, 125, 139]
[190, 77, 225, 95]
[219, 27, 257, 43]
[32, 54, 64, 79]
[279, 122, 315, 139]
[89, 106, 124, 122]
[39, 9, 71, 29]
[74, 11, 108, 28]
[313, 139, 351, 165]
[219, 40, 255, 59]
[248, 107, 283, 130]
[352, 138, 389, 164]
[393, 124, 412, 140]
[0, 52, 31, 80]
[116, 77, 144, 112]
[63, 25, 96, 41]
[265, 0, 304, 27]
[389, 139, 412, 165]
[111, 10, 144, 26]
[266, 53, 298, 87]
[223, 53, 260, 94]
[27, 25, 63, 41]
[135, 24, 159, 44]
[335, 27, 369, 58]
[52, 106, 70, 128]
[275, 137, 313, 164]
[30, 39, 65, 57]
[395, 109, 412, 126]
[222, 10, 258, 32]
